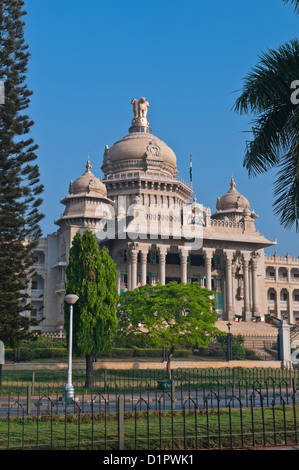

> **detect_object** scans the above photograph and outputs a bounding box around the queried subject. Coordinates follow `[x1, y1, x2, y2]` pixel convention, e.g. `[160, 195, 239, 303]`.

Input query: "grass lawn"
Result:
[0, 406, 298, 450]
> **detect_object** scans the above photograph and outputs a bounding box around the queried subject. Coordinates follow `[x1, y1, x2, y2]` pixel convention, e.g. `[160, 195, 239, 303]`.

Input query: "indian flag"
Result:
[189, 155, 192, 183]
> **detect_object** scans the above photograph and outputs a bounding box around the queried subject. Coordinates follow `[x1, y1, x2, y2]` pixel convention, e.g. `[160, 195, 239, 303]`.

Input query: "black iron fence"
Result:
[1, 388, 298, 450]
[1, 370, 299, 450]
[1, 366, 298, 392]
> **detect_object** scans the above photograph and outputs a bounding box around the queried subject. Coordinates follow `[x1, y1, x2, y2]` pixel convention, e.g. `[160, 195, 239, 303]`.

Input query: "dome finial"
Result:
[85, 153, 92, 173]
[230, 176, 236, 190]
[129, 97, 152, 134]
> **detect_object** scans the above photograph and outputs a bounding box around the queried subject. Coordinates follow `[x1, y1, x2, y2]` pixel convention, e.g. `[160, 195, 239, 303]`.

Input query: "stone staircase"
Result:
[216, 321, 278, 360]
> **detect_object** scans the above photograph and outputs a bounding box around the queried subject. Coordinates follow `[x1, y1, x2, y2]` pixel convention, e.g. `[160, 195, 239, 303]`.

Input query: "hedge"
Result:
[35, 348, 68, 358]
[7, 347, 194, 360]
[96, 348, 193, 358]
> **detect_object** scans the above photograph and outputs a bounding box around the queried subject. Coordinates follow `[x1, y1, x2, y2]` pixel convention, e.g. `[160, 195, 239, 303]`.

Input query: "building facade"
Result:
[265, 253, 299, 324]
[24, 98, 299, 332]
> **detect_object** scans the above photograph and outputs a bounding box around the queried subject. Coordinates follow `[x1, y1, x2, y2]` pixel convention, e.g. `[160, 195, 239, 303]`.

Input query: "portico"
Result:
[118, 240, 270, 322]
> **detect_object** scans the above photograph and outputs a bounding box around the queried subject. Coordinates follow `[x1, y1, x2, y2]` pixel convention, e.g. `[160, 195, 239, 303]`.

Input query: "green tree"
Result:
[0, 0, 44, 355]
[233, 1, 299, 230]
[116, 282, 219, 379]
[64, 229, 119, 388]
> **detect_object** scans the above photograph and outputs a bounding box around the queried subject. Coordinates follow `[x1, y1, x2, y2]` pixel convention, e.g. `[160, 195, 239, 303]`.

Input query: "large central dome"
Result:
[101, 97, 178, 178]
[107, 132, 177, 168]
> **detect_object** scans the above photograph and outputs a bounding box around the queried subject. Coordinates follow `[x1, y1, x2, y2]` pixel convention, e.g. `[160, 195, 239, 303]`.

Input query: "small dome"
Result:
[70, 158, 107, 196]
[216, 178, 250, 212]
[107, 132, 177, 170]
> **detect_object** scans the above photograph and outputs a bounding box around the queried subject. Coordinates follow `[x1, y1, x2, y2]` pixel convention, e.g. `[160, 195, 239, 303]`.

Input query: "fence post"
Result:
[32, 371, 35, 396]
[118, 395, 124, 450]
[232, 368, 237, 394]
[104, 370, 107, 393]
[293, 377, 298, 404]
[171, 379, 175, 411]
[27, 384, 32, 416]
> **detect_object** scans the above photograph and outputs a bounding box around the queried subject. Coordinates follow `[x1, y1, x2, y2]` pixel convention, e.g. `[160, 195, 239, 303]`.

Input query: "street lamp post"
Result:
[63, 294, 79, 402]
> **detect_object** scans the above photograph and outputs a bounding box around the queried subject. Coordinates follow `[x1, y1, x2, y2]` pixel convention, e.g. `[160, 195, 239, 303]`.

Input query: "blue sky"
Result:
[23, 0, 299, 255]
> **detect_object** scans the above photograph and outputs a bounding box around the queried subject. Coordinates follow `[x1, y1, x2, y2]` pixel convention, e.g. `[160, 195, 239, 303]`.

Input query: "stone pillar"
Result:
[231, 263, 236, 313]
[288, 288, 293, 324]
[276, 288, 281, 319]
[179, 246, 189, 284]
[278, 320, 292, 369]
[129, 247, 139, 290]
[113, 255, 122, 294]
[127, 255, 132, 290]
[242, 252, 251, 321]
[140, 251, 147, 286]
[223, 250, 234, 320]
[251, 254, 260, 317]
[140, 246, 149, 286]
[117, 270, 121, 294]
[157, 245, 169, 285]
[203, 248, 214, 291]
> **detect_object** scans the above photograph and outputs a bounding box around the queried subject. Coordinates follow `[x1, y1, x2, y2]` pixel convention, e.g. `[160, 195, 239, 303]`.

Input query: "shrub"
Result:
[98, 348, 135, 358]
[134, 348, 163, 357]
[35, 348, 68, 358]
[19, 347, 36, 361]
[173, 349, 192, 357]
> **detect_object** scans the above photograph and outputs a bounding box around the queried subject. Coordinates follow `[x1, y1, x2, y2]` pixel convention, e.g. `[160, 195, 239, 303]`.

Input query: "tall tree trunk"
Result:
[85, 353, 94, 388]
[167, 348, 174, 380]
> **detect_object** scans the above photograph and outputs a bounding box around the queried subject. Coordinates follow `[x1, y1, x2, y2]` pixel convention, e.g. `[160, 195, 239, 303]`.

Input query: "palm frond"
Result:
[283, 0, 299, 14]
[243, 104, 294, 176]
[233, 39, 299, 116]
[273, 141, 299, 231]
[233, 38, 299, 229]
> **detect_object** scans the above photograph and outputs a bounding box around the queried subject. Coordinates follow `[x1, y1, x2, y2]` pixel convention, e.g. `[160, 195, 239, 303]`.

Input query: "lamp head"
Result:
[65, 294, 79, 305]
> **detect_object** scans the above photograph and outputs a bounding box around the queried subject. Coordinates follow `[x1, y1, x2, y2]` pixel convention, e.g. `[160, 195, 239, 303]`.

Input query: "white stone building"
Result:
[24, 98, 299, 333]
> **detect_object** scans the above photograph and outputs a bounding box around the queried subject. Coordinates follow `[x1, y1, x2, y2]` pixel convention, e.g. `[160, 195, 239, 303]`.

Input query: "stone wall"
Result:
[3, 359, 283, 371]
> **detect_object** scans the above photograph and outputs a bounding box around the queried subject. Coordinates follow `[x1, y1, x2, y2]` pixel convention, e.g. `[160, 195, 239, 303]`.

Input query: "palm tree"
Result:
[283, 0, 299, 14]
[233, 4, 299, 231]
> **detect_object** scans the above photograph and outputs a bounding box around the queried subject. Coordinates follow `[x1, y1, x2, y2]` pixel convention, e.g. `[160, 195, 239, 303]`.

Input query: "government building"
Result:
[25, 98, 299, 333]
